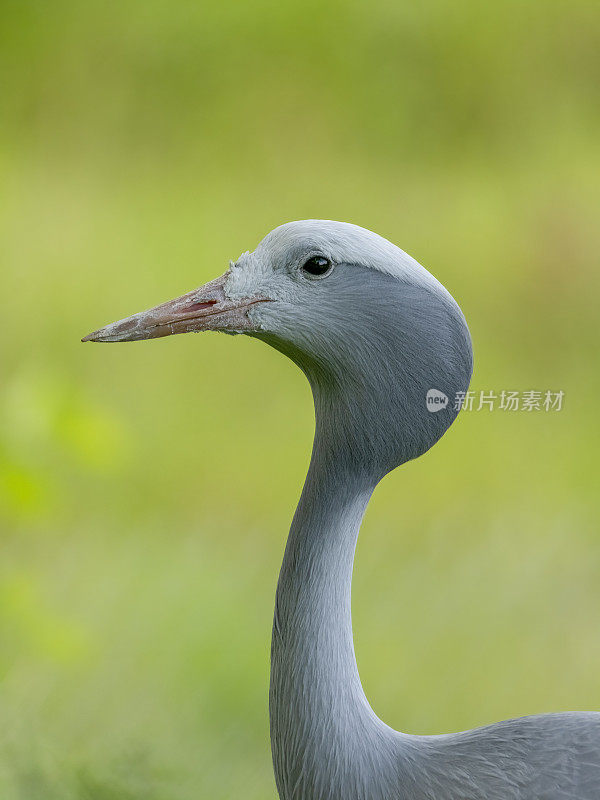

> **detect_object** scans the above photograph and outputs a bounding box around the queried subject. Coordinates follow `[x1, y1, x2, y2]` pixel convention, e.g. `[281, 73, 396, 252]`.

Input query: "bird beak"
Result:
[81, 271, 270, 343]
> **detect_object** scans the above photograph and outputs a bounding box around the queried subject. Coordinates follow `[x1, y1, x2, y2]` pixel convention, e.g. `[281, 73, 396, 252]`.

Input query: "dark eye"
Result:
[301, 255, 333, 279]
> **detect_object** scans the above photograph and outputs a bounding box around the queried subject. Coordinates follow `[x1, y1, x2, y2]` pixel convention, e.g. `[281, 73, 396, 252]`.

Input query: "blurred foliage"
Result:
[0, 0, 599, 797]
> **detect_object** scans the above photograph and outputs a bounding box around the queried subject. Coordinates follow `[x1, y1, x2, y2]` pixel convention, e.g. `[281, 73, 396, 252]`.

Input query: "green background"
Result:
[1, 1, 599, 797]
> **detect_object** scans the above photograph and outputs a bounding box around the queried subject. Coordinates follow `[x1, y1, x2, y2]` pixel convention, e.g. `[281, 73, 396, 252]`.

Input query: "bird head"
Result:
[83, 220, 472, 479]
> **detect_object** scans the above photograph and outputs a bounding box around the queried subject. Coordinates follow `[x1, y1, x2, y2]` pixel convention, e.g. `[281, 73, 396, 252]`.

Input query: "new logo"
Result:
[426, 389, 448, 412]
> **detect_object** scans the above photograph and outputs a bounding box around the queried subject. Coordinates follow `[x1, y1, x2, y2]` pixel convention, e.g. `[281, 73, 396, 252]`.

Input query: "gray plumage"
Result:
[242, 222, 600, 800]
[84, 220, 600, 800]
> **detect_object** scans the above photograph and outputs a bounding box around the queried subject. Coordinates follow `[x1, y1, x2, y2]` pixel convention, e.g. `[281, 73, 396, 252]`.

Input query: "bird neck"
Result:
[270, 439, 397, 799]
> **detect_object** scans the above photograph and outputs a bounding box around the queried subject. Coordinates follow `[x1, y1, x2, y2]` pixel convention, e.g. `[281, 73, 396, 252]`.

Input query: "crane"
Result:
[83, 220, 600, 799]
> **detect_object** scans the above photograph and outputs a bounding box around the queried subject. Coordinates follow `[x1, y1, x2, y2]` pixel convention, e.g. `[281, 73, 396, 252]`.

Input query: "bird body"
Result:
[269, 459, 600, 799]
[84, 220, 600, 799]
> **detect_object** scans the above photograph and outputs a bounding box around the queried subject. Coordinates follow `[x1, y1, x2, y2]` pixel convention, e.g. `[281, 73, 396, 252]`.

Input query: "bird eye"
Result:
[301, 255, 333, 279]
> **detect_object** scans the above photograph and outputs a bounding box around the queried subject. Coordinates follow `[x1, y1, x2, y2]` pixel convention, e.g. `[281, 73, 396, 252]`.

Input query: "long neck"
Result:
[269, 430, 399, 799]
